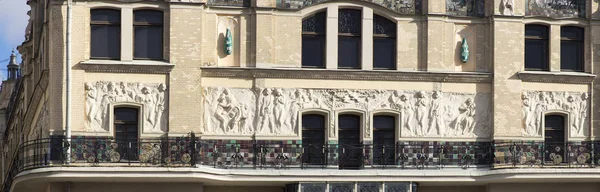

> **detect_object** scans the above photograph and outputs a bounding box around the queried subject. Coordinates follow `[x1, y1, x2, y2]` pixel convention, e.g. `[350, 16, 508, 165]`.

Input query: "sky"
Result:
[0, 0, 30, 80]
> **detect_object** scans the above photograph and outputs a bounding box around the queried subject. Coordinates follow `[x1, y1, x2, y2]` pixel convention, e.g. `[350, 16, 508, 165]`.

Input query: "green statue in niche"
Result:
[225, 28, 233, 55]
[461, 38, 469, 63]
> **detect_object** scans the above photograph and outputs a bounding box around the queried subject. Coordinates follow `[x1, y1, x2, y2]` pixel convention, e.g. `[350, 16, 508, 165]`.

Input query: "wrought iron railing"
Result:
[3, 137, 600, 192]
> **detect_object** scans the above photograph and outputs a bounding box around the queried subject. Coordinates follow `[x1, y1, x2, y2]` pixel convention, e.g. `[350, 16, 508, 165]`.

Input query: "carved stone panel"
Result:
[522, 91, 589, 138]
[500, 0, 514, 15]
[446, 0, 485, 17]
[276, 0, 422, 14]
[85, 81, 168, 133]
[203, 87, 492, 138]
[526, 0, 585, 18]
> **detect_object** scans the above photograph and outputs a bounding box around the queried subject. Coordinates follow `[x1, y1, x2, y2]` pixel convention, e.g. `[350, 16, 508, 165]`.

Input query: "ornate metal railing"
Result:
[4, 137, 600, 192]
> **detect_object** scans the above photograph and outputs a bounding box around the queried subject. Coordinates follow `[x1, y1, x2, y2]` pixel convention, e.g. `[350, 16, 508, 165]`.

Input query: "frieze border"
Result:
[201, 67, 492, 83]
[518, 71, 596, 84]
[80, 62, 175, 74]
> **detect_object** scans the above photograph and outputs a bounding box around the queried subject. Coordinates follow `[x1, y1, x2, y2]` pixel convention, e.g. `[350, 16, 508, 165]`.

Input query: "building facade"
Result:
[1, 0, 600, 191]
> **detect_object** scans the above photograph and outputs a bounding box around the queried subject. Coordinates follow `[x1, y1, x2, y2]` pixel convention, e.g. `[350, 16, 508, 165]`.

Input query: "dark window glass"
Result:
[302, 11, 326, 68]
[134, 10, 163, 60]
[544, 115, 565, 164]
[114, 107, 139, 161]
[338, 9, 361, 69]
[373, 115, 395, 165]
[561, 26, 584, 71]
[373, 15, 396, 70]
[302, 114, 325, 165]
[91, 9, 120, 59]
[338, 114, 361, 169]
[525, 25, 549, 71]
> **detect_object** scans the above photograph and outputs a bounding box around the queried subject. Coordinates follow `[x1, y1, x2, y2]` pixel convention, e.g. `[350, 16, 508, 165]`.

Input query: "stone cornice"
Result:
[80, 60, 174, 74]
[518, 71, 596, 84]
[200, 67, 493, 83]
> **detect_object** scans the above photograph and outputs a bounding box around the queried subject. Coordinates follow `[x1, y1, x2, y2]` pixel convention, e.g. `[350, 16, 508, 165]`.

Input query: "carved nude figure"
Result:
[522, 93, 536, 136]
[289, 90, 306, 134]
[215, 89, 234, 133]
[415, 91, 427, 136]
[273, 89, 286, 135]
[140, 87, 156, 129]
[98, 82, 117, 130]
[396, 93, 414, 136]
[577, 93, 588, 137]
[455, 98, 476, 136]
[153, 83, 167, 131]
[533, 92, 548, 136]
[428, 91, 445, 136]
[85, 83, 101, 131]
[257, 88, 275, 134]
[562, 95, 579, 136]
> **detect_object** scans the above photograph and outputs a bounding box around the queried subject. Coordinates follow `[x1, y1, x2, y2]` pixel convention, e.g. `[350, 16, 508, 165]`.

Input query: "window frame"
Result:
[524, 24, 550, 71]
[372, 14, 397, 70]
[133, 9, 164, 61]
[337, 9, 362, 70]
[560, 26, 584, 72]
[90, 8, 121, 60]
[302, 11, 327, 69]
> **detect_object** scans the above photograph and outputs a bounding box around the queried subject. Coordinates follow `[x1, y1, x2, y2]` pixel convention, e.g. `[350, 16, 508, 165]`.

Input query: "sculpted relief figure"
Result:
[414, 91, 428, 136]
[273, 89, 287, 135]
[577, 93, 588, 137]
[452, 98, 476, 136]
[257, 88, 275, 134]
[562, 95, 579, 136]
[500, 0, 514, 15]
[84, 81, 168, 133]
[523, 91, 590, 137]
[522, 93, 537, 136]
[428, 91, 445, 136]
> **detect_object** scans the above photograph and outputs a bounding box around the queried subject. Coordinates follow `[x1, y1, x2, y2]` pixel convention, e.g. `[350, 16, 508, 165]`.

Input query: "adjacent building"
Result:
[1, 0, 600, 192]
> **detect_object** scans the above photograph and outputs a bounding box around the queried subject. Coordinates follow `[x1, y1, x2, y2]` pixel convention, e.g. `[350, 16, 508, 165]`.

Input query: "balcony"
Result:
[2, 137, 600, 192]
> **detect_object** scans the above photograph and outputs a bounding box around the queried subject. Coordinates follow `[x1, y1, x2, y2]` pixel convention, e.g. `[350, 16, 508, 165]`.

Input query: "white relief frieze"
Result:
[203, 87, 492, 138]
[522, 91, 589, 138]
[85, 81, 168, 133]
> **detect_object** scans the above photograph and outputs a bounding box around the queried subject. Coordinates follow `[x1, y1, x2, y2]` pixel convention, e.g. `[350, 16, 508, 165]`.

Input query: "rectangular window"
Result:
[561, 26, 584, 72]
[525, 25, 549, 71]
[134, 10, 163, 60]
[373, 15, 396, 70]
[91, 9, 121, 59]
[338, 9, 362, 69]
[302, 11, 326, 68]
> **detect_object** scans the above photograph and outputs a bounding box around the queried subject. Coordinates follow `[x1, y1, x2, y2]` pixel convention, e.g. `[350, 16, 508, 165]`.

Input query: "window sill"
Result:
[80, 60, 174, 74]
[518, 71, 595, 84]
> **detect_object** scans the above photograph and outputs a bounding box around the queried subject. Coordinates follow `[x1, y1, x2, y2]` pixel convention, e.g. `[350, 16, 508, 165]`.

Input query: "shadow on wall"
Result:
[217, 33, 227, 59]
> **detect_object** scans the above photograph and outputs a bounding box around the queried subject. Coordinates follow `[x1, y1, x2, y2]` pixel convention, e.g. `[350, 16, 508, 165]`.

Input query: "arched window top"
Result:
[302, 11, 326, 34]
[338, 9, 361, 34]
[91, 9, 121, 23]
[134, 10, 163, 24]
[302, 114, 325, 130]
[561, 26, 584, 40]
[525, 24, 549, 39]
[373, 14, 396, 36]
[338, 114, 360, 130]
[373, 115, 395, 130]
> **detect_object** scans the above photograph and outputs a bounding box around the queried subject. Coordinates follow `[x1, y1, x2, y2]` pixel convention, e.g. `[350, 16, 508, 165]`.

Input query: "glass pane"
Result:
[91, 9, 120, 23]
[339, 114, 360, 129]
[373, 37, 396, 69]
[302, 35, 325, 68]
[114, 108, 138, 122]
[338, 9, 362, 34]
[302, 11, 326, 34]
[134, 26, 163, 59]
[561, 26, 584, 40]
[301, 183, 326, 192]
[374, 115, 395, 129]
[330, 183, 354, 192]
[338, 36, 361, 69]
[525, 25, 548, 38]
[561, 41, 583, 71]
[91, 25, 120, 59]
[373, 15, 396, 35]
[134, 10, 163, 23]
[385, 183, 410, 192]
[302, 114, 325, 129]
[525, 39, 548, 70]
[358, 183, 381, 192]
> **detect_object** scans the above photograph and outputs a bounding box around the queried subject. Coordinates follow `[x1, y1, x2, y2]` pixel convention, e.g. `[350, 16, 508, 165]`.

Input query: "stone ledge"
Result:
[518, 71, 596, 84]
[200, 67, 493, 83]
[80, 60, 175, 74]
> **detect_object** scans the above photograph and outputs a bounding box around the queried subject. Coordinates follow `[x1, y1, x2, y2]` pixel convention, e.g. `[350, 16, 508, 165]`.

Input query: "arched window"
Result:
[134, 10, 163, 60]
[114, 107, 139, 160]
[561, 26, 584, 71]
[525, 24, 549, 71]
[338, 113, 361, 169]
[373, 115, 396, 165]
[338, 9, 362, 69]
[373, 15, 396, 70]
[302, 11, 326, 68]
[90, 9, 120, 59]
[302, 114, 326, 165]
[544, 114, 565, 164]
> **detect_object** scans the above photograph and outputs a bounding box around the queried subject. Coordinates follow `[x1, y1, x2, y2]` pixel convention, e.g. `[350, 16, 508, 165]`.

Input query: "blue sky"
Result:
[0, 0, 30, 80]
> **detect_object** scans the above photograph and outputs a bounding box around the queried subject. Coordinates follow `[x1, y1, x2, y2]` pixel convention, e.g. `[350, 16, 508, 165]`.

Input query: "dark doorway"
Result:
[301, 114, 326, 165]
[114, 107, 139, 161]
[338, 114, 362, 169]
[544, 115, 566, 164]
[373, 115, 396, 165]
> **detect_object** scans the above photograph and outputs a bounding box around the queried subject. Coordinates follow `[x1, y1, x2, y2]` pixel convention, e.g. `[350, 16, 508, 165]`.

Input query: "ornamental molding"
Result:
[518, 71, 596, 84]
[80, 60, 174, 74]
[201, 68, 492, 83]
